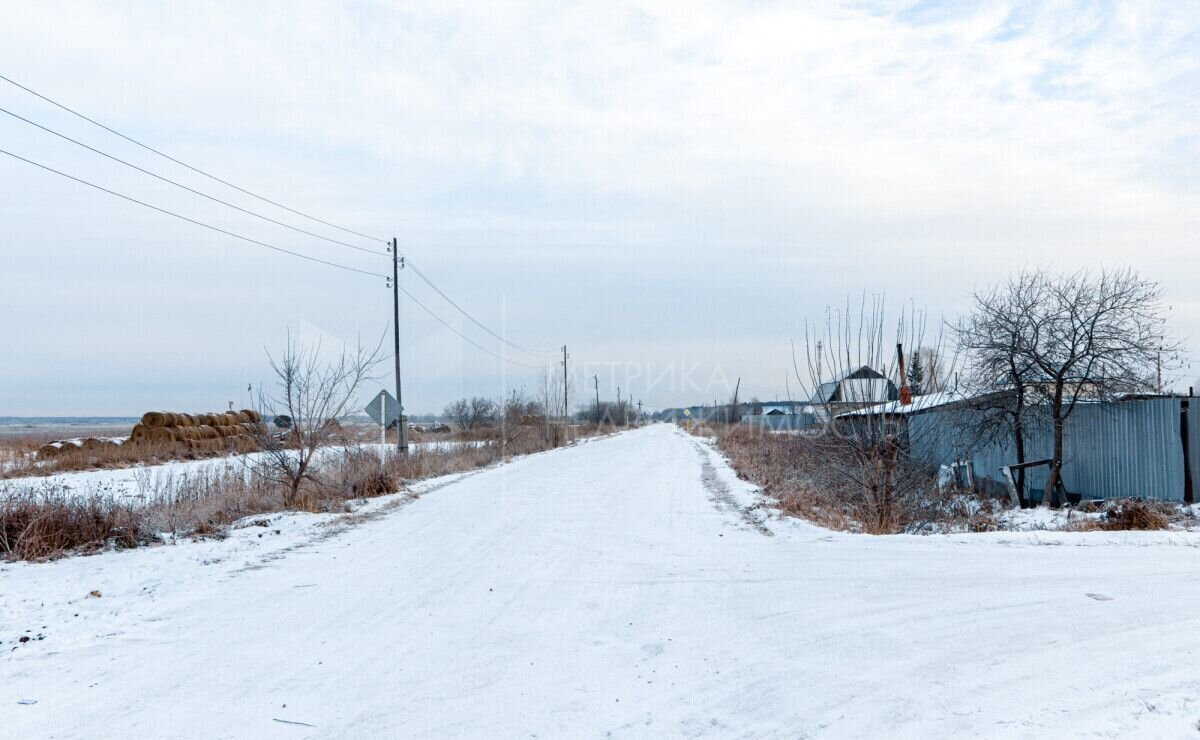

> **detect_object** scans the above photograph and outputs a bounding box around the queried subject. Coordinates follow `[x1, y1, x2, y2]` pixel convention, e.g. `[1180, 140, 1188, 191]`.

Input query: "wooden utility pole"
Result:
[561, 345, 569, 422]
[637, 400, 643, 425]
[594, 375, 600, 420]
[390, 237, 407, 453]
[617, 386, 622, 423]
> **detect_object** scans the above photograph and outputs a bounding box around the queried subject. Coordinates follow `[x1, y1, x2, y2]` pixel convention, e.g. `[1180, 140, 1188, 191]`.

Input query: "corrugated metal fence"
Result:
[909, 397, 1194, 502]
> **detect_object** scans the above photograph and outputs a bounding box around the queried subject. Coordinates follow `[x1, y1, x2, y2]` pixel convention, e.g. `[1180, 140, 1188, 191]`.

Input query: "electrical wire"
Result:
[0, 146, 387, 279]
[395, 279, 543, 369]
[0, 72, 387, 244]
[1, 147, 543, 368]
[403, 258, 557, 356]
[0, 105, 388, 257]
[1, 74, 556, 366]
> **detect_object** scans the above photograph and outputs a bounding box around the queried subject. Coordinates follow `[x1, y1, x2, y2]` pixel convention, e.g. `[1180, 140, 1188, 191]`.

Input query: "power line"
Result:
[403, 258, 557, 356]
[395, 279, 543, 369]
[1, 73, 557, 366]
[0, 146, 387, 279]
[1, 147, 542, 369]
[0, 72, 387, 244]
[0, 104, 388, 257]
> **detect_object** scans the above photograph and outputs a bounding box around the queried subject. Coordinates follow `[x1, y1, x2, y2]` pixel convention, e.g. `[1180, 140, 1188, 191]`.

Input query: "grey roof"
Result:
[812, 366, 890, 404]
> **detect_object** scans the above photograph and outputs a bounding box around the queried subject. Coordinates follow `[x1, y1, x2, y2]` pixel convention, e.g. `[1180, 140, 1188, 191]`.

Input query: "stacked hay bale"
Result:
[35, 441, 81, 460]
[126, 409, 264, 454]
[34, 438, 116, 460]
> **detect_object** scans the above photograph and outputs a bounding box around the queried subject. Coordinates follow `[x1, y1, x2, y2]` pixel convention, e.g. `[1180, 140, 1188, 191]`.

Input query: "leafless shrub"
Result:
[443, 397, 500, 431]
[250, 332, 386, 507]
[792, 295, 954, 532]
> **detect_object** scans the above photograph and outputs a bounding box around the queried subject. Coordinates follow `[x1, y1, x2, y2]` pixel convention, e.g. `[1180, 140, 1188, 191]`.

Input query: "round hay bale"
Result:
[36, 444, 60, 459]
[240, 409, 261, 423]
[142, 411, 168, 428]
[176, 414, 196, 427]
[148, 427, 173, 444]
[130, 424, 148, 441]
[58, 441, 82, 453]
[80, 437, 106, 451]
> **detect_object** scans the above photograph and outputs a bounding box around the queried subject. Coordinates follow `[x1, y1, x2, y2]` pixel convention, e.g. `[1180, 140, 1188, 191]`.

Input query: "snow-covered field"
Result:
[0, 440, 493, 505]
[4, 424, 1200, 738]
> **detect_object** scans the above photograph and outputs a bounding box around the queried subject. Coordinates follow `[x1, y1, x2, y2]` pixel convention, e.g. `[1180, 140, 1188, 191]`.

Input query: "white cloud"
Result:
[1, 0, 1198, 412]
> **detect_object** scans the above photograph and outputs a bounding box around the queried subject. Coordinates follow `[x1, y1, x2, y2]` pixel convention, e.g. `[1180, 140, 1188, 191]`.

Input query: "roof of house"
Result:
[813, 366, 892, 404]
[835, 391, 967, 418]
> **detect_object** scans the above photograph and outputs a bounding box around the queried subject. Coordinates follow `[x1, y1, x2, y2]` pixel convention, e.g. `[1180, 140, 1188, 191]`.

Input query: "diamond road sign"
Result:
[366, 390, 402, 427]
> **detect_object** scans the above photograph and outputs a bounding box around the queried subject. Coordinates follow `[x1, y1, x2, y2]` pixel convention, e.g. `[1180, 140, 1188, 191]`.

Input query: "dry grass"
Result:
[0, 492, 150, 561]
[1102, 500, 1172, 530]
[707, 424, 1001, 535]
[1068, 499, 1176, 532]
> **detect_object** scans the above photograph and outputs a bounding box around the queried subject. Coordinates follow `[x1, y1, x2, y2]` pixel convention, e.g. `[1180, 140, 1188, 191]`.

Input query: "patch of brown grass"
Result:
[1100, 499, 1172, 531]
[0, 493, 149, 561]
[705, 424, 998, 535]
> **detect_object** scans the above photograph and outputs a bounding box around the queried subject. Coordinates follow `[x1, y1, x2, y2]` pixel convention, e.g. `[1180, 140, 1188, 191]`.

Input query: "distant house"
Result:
[807, 366, 898, 419]
[760, 401, 799, 416]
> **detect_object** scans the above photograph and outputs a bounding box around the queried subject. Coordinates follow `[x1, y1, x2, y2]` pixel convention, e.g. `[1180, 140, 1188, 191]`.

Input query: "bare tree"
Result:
[499, 387, 542, 451]
[954, 271, 1045, 505]
[959, 268, 1178, 507]
[794, 295, 951, 532]
[537, 365, 571, 446]
[253, 333, 385, 507]
[1018, 268, 1176, 506]
[443, 396, 499, 431]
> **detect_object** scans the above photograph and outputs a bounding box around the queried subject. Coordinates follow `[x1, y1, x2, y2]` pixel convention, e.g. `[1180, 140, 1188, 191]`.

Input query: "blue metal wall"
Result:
[908, 398, 1187, 501]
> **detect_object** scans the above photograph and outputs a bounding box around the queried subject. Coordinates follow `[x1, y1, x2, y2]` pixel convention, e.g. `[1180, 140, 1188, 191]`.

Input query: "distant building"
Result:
[760, 401, 799, 416]
[807, 366, 898, 419]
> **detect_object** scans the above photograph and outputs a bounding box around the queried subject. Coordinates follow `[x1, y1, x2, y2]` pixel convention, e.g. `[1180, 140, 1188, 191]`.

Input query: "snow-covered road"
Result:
[4, 424, 1200, 738]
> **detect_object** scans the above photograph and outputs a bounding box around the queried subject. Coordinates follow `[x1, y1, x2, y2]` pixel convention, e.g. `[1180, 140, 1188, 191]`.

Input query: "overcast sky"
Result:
[2, 0, 1198, 416]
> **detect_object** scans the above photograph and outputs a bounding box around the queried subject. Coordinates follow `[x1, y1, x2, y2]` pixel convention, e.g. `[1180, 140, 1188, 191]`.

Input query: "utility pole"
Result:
[617, 386, 622, 423]
[594, 375, 601, 421]
[390, 237, 407, 453]
[561, 345, 569, 422]
[637, 400, 643, 425]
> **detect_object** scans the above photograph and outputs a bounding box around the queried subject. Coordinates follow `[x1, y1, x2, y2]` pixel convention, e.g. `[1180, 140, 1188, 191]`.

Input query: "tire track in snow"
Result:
[692, 439, 772, 537]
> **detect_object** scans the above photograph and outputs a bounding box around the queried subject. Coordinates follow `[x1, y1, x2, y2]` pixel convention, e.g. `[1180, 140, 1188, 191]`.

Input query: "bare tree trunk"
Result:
[1042, 385, 1065, 508]
[1013, 384, 1027, 507]
[1013, 416, 1026, 506]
